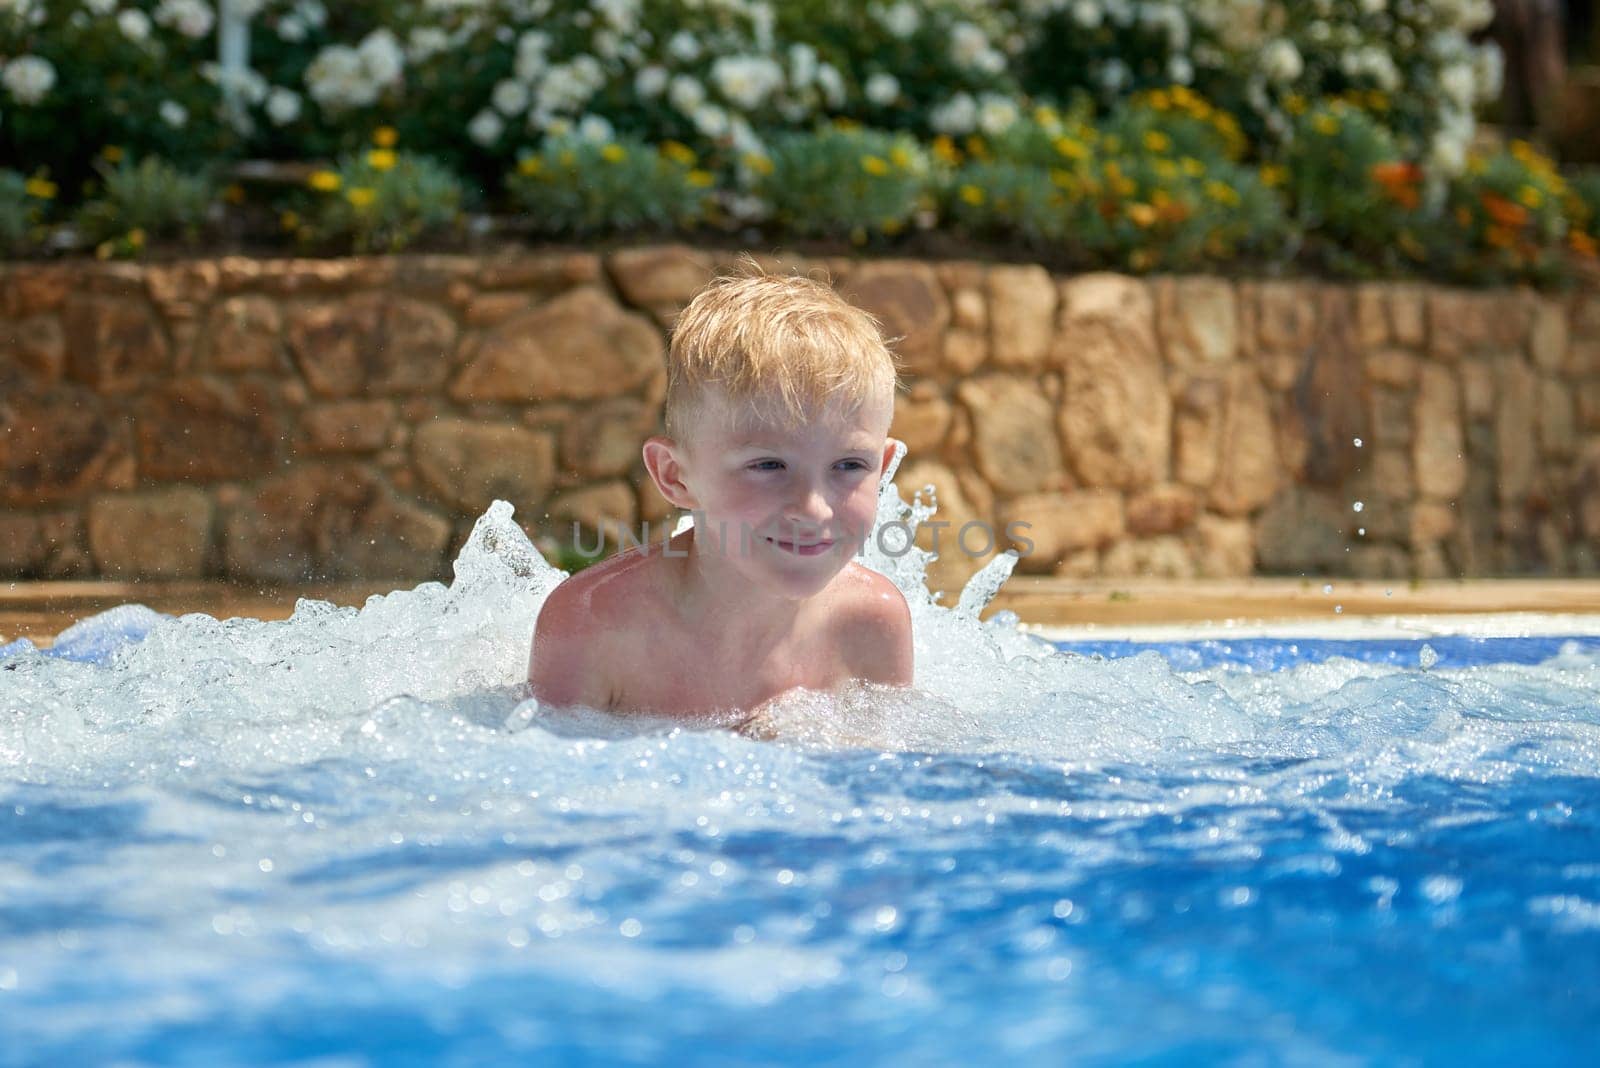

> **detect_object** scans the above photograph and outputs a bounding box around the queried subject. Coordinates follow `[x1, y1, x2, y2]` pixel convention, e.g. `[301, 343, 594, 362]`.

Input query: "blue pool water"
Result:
[2, 502, 1599, 1065]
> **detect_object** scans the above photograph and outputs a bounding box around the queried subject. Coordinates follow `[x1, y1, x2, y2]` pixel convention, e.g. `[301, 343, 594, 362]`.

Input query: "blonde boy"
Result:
[528, 267, 913, 717]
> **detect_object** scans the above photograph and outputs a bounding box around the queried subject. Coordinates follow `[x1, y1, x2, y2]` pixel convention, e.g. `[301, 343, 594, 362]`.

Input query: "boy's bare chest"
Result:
[608, 625, 844, 716]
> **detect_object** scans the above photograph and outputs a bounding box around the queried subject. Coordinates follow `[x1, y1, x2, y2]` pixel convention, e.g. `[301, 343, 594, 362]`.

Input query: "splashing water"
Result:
[2, 462, 1600, 1065]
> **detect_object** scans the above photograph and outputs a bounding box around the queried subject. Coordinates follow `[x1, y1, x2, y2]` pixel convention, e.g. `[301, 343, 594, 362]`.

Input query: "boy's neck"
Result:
[670, 530, 807, 645]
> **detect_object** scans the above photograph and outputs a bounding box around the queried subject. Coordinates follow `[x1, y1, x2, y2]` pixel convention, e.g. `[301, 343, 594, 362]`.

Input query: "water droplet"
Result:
[1419, 644, 1439, 670]
[1353, 437, 1363, 447]
[619, 918, 642, 938]
[1322, 584, 1334, 595]
[1334, 605, 1344, 614]
[1352, 501, 1364, 513]
[1358, 527, 1366, 536]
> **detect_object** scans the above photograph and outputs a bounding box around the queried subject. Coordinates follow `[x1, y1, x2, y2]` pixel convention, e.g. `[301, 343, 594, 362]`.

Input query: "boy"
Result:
[528, 267, 914, 717]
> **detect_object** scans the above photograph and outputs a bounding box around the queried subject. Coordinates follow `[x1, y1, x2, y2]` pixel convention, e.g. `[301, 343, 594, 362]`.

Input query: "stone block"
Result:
[3, 265, 73, 318]
[135, 379, 281, 482]
[1155, 275, 1238, 370]
[145, 262, 219, 315]
[1371, 448, 1414, 498]
[0, 514, 41, 573]
[840, 261, 950, 376]
[1255, 488, 1349, 573]
[1365, 347, 1420, 389]
[412, 419, 556, 514]
[1193, 514, 1254, 577]
[301, 400, 395, 454]
[204, 296, 283, 371]
[62, 294, 169, 389]
[476, 252, 602, 291]
[561, 397, 656, 478]
[949, 285, 987, 332]
[606, 245, 716, 326]
[1571, 338, 1600, 377]
[1353, 284, 1390, 347]
[1460, 359, 1495, 421]
[987, 263, 1057, 368]
[451, 287, 662, 403]
[1578, 381, 1600, 430]
[1255, 280, 1316, 353]
[955, 375, 1066, 496]
[0, 384, 124, 506]
[548, 481, 638, 534]
[1001, 490, 1123, 569]
[223, 464, 451, 582]
[1388, 285, 1427, 348]
[889, 389, 953, 457]
[1173, 376, 1225, 488]
[1428, 288, 1528, 361]
[1409, 498, 1457, 546]
[1125, 483, 1199, 536]
[1208, 367, 1279, 516]
[288, 294, 457, 397]
[463, 292, 533, 327]
[1530, 297, 1569, 371]
[1495, 357, 1538, 504]
[943, 328, 988, 375]
[1101, 536, 1195, 579]
[1538, 377, 1577, 458]
[9, 315, 66, 380]
[87, 488, 213, 578]
[1412, 365, 1467, 498]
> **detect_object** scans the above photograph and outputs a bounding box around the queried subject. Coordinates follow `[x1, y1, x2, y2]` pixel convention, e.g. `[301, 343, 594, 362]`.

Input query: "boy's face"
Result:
[671, 388, 895, 599]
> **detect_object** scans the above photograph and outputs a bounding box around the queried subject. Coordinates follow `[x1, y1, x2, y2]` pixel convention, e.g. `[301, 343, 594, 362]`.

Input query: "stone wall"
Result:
[3, 247, 1598, 589]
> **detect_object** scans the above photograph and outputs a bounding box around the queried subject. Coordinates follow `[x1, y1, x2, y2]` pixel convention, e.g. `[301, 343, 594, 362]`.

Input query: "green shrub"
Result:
[506, 134, 712, 236]
[74, 157, 216, 256]
[754, 124, 930, 240]
[291, 149, 465, 253]
[1433, 141, 1573, 284]
[0, 169, 54, 254]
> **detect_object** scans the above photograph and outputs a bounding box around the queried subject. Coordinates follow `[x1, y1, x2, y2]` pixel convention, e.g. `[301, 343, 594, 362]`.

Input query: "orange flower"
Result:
[1370, 161, 1422, 208]
[1480, 193, 1529, 228]
[1571, 231, 1598, 258]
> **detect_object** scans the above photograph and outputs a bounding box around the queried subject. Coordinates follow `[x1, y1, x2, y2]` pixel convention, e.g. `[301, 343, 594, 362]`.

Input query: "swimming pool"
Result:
[3, 500, 1598, 1065]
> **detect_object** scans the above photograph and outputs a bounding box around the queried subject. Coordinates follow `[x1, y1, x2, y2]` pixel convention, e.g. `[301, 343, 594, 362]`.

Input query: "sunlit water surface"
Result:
[3, 473, 1599, 1065]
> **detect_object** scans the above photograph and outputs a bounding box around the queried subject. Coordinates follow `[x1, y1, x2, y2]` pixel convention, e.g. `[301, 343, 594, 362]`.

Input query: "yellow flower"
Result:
[1154, 159, 1179, 181]
[1053, 135, 1089, 161]
[964, 135, 989, 160]
[833, 116, 862, 131]
[1205, 180, 1240, 206]
[1049, 167, 1077, 191]
[1516, 184, 1542, 209]
[931, 134, 962, 165]
[280, 210, 301, 231]
[687, 169, 714, 188]
[1033, 104, 1060, 128]
[1365, 90, 1390, 112]
[958, 184, 985, 206]
[600, 143, 627, 163]
[1510, 139, 1536, 164]
[518, 156, 543, 176]
[367, 148, 397, 171]
[23, 176, 57, 199]
[1313, 112, 1340, 136]
[101, 145, 124, 163]
[1148, 89, 1171, 111]
[127, 228, 145, 248]
[880, 217, 904, 235]
[346, 186, 376, 209]
[1143, 130, 1172, 154]
[308, 170, 342, 192]
[1285, 94, 1308, 116]
[95, 241, 113, 261]
[742, 152, 774, 176]
[660, 140, 697, 165]
[889, 145, 912, 169]
[373, 126, 399, 148]
[1127, 202, 1158, 227]
[1259, 163, 1287, 188]
[861, 154, 889, 176]
[1180, 156, 1205, 177]
[558, 149, 576, 167]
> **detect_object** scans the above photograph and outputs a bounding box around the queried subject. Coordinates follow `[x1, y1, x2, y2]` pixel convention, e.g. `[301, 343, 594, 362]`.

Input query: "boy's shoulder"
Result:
[818, 563, 913, 683]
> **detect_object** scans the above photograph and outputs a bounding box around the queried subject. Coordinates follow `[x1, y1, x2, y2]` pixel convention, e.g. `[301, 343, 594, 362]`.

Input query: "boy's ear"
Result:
[642, 436, 699, 510]
[879, 437, 902, 475]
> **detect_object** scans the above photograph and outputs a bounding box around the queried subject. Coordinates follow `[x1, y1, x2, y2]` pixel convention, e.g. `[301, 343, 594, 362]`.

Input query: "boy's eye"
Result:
[748, 459, 785, 472]
[835, 459, 872, 472]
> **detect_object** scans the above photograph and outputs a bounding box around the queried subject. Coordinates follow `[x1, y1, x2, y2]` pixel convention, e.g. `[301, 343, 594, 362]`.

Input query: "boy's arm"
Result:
[840, 571, 914, 687]
[527, 582, 605, 709]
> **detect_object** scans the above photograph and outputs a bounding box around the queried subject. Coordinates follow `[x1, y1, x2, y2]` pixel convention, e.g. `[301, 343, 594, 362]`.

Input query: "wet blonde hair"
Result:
[664, 262, 899, 439]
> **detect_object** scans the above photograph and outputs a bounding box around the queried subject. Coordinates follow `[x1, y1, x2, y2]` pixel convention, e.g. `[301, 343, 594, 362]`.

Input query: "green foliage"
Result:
[1433, 142, 1574, 285]
[0, 169, 51, 254]
[505, 134, 712, 236]
[754, 124, 930, 240]
[291, 150, 466, 253]
[1282, 101, 1421, 272]
[74, 157, 216, 255]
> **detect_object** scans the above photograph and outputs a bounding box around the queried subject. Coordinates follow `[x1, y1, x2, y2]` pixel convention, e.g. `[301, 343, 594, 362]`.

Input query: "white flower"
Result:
[1359, 0, 1386, 12]
[514, 30, 550, 81]
[950, 22, 989, 67]
[467, 108, 503, 146]
[1260, 39, 1303, 84]
[225, 0, 267, 16]
[84, 0, 117, 15]
[788, 43, 817, 89]
[1439, 63, 1474, 108]
[1070, 1, 1102, 29]
[117, 9, 152, 41]
[1097, 58, 1131, 93]
[408, 27, 449, 62]
[592, 0, 639, 33]
[1473, 43, 1504, 103]
[668, 74, 705, 115]
[1, 55, 55, 105]
[357, 29, 404, 87]
[1167, 55, 1195, 85]
[265, 87, 301, 125]
[815, 62, 844, 108]
[577, 113, 614, 142]
[154, 0, 215, 39]
[492, 78, 529, 115]
[634, 65, 668, 98]
[203, 60, 269, 104]
[159, 100, 188, 128]
[930, 93, 977, 135]
[864, 72, 900, 106]
[692, 103, 729, 138]
[976, 94, 1019, 136]
[305, 45, 380, 110]
[878, 1, 919, 38]
[277, 14, 306, 42]
[667, 30, 700, 62]
[710, 55, 784, 111]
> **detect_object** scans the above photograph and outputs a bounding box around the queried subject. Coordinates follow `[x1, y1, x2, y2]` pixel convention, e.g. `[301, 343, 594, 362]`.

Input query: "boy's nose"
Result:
[782, 483, 833, 526]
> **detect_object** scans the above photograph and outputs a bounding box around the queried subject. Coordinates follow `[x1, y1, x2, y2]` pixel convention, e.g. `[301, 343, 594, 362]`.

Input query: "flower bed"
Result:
[2, 1, 1596, 283]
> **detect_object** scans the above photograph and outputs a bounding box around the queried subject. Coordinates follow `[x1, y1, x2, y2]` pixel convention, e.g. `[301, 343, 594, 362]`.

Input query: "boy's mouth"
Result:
[764, 535, 835, 557]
